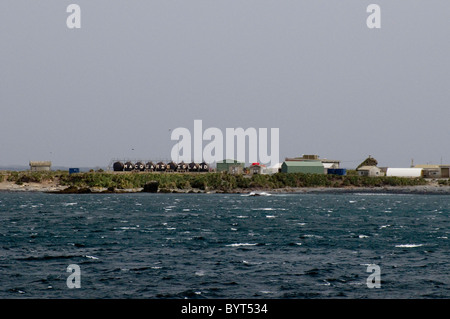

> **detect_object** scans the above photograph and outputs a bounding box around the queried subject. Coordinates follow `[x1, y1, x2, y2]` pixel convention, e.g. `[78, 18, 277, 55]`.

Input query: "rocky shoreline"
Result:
[1, 180, 450, 195]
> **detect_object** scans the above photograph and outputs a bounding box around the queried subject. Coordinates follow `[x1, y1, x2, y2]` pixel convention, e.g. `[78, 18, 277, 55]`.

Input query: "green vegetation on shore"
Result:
[0, 170, 434, 193]
[2, 171, 57, 184]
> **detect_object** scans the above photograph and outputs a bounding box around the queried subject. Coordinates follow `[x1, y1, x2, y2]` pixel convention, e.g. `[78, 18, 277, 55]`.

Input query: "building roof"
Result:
[219, 159, 245, 164]
[29, 161, 52, 167]
[285, 157, 340, 164]
[414, 164, 440, 169]
[283, 161, 323, 167]
[357, 165, 379, 171]
[414, 164, 450, 169]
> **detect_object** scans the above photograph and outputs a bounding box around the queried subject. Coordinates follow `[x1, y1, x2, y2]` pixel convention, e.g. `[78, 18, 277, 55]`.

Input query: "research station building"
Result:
[216, 159, 245, 174]
[414, 164, 450, 178]
[29, 161, 52, 172]
[357, 166, 382, 177]
[281, 161, 324, 174]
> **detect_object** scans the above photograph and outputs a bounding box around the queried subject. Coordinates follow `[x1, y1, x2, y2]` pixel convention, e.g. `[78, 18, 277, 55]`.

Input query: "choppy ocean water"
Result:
[0, 192, 448, 299]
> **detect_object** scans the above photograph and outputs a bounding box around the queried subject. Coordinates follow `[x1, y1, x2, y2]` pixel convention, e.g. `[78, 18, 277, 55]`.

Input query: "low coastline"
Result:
[1, 180, 450, 195]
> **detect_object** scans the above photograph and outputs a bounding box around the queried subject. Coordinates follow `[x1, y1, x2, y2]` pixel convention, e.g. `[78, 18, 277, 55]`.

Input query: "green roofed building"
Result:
[216, 159, 245, 174]
[281, 161, 324, 174]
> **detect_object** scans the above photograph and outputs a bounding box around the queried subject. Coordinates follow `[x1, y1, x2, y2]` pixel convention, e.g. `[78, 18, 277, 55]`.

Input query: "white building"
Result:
[357, 166, 382, 177]
[386, 168, 423, 178]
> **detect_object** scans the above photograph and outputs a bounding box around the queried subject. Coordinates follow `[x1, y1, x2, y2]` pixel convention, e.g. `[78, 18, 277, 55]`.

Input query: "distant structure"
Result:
[155, 162, 166, 172]
[189, 162, 200, 172]
[414, 164, 450, 178]
[356, 156, 378, 170]
[113, 161, 125, 171]
[327, 168, 347, 176]
[386, 168, 423, 178]
[177, 162, 188, 172]
[110, 159, 210, 173]
[199, 162, 209, 172]
[285, 154, 340, 171]
[357, 166, 382, 177]
[249, 163, 265, 175]
[69, 168, 80, 175]
[281, 154, 342, 174]
[166, 161, 177, 172]
[146, 162, 155, 171]
[281, 161, 324, 174]
[124, 162, 134, 172]
[216, 159, 245, 174]
[29, 161, 51, 172]
[264, 162, 282, 175]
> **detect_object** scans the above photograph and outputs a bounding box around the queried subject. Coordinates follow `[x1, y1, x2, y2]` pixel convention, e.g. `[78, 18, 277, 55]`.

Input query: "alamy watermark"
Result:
[66, 264, 81, 289]
[366, 264, 381, 288]
[66, 4, 81, 29]
[64, 263, 380, 290]
[170, 120, 280, 167]
[65, 4, 381, 30]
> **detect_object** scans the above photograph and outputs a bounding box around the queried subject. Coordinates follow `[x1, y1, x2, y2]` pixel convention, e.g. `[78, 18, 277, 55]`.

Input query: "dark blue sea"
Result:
[0, 192, 449, 299]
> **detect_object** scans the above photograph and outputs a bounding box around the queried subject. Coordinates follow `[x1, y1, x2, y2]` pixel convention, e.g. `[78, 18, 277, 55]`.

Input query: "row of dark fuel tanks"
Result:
[113, 161, 209, 172]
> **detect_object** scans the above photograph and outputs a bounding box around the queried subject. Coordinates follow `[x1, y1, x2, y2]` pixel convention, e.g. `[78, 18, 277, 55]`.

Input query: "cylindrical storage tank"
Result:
[189, 162, 199, 172]
[124, 161, 134, 171]
[155, 162, 166, 171]
[166, 161, 177, 171]
[135, 161, 145, 171]
[177, 162, 188, 171]
[199, 162, 209, 172]
[146, 162, 155, 172]
[113, 161, 124, 172]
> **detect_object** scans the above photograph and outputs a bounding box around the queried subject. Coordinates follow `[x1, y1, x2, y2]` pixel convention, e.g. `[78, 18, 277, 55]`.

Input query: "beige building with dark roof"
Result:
[357, 165, 382, 177]
[29, 161, 52, 172]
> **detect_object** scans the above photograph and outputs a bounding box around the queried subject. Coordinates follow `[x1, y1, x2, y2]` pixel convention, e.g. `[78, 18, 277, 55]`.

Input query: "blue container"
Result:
[69, 168, 80, 175]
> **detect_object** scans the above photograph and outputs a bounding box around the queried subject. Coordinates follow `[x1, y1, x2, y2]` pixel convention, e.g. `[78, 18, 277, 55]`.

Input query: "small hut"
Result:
[357, 166, 382, 177]
[29, 161, 52, 172]
[249, 163, 263, 175]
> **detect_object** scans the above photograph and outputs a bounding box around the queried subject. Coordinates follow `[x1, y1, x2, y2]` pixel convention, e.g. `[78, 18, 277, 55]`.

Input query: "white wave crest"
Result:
[63, 202, 77, 206]
[85, 255, 99, 260]
[395, 244, 424, 248]
[226, 243, 257, 247]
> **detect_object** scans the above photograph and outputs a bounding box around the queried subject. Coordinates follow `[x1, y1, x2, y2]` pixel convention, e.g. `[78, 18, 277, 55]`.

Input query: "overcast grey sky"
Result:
[1, 1, 449, 168]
